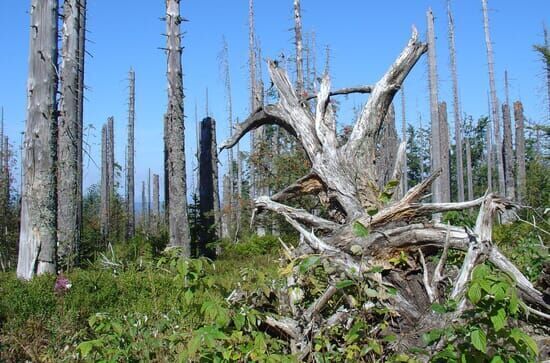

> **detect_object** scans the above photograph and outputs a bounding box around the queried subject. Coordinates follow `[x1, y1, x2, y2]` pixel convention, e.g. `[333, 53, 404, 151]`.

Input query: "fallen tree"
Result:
[221, 27, 549, 359]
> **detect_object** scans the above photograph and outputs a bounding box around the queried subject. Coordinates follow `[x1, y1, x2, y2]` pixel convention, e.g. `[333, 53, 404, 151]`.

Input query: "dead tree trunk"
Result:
[514, 101, 526, 203]
[448, 1, 464, 202]
[152, 173, 159, 231]
[126, 68, 135, 239]
[248, 0, 257, 200]
[439, 102, 451, 202]
[482, 0, 505, 194]
[502, 104, 515, 201]
[211, 118, 221, 239]
[465, 138, 474, 201]
[293, 0, 304, 96]
[100, 124, 109, 243]
[221, 38, 234, 233]
[141, 181, 146, 227]
[17, 0, 58, 279]
[199, 117, 218, 257]
[375, 104, 399, 189]
[75, 0, 86, 264]
[58, 0, 81, 268]
[221, 174, 230, 239]
[147, 168, 151, 228]
[221, 27, 550, 361]
[427, 9, 442, 205]
[400, 86, 408, 197]
[165, 0, 191, 253]
[221, 27, 548, 358]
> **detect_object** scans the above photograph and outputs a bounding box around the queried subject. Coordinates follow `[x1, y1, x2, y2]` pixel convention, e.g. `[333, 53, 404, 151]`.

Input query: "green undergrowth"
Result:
[0, 216, 547, 362]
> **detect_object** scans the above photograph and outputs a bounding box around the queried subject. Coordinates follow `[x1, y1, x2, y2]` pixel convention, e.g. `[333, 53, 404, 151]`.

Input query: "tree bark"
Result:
[427, 9, 442, 206]
[199, 117, 218, 257]
[439, 102, 451, 203]
[101, 124, 108, 241]
[126, 69, 135, 239]
[58, 0, 81, 269]
[75, 0, 86, 264]
[448, 1, 464, 202]
[248, 0, 257, 200]
[17, 0, 59, 279]
[221, 38, 234, 232]
[482, 0, 505, 194]
[502, 103, 515, 200]
[375, 104, 399, 189]
[514, 101, 526, 203]
[165, 0, 191, 253]
[400, 86, 408, 197]
[293, 0, 304, 97]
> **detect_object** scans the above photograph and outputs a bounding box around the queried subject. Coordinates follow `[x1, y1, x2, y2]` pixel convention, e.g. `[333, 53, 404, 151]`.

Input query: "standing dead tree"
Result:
[152, 173, 160, 232]
[75, 0, 87, 265]
[482, 0, 505, 194]
[400, 86, 408, 197]
[126, 68, 135, 239]
[514, 101, 526, 203]
[293, 0, 304, 97]
[199, 117, 219, 257]
[248, 0, 258, 200]
[447, 1, 464, 202]
[17, 0, 59, 279]
[221, 27, 548, 357]
[439, 102, 451, 203]
[100, 118, 115, 243]
[165, 0, 191, 253]
[58, 0, 81, 268]
[502, 71, 515, 203]
[427, 9, 445, 205]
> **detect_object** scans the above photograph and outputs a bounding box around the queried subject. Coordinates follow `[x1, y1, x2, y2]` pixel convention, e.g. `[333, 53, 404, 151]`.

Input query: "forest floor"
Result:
[0, 217, 548, 362]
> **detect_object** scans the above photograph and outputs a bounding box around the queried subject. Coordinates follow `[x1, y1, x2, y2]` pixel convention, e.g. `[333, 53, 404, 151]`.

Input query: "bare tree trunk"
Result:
[141, 181, 146, 227]
[199, 117, 218, 257]
[147, 168, 151, 228]
[439, 102, 451, 203]
[514, 101, 526, 203]
[126, 69, 135, 239]
[293, 0, 304, 96]
[17, 0, 58, 279]
[211, 118, 221, 239]
[400, 86, 408, 197]
[486, 92, 493, 192]
[100, 124, 108, 243]
[465, 138, 474, 201]
[544, 24, 550, 121]
[376, 104, 399, 189]
[427, 9, 441, 205]
[482, 0, 505, 194]
[165, 0, 191, 253]
[221, 174, 230, 239]
[75, 0, 86, 265]
[447, 1, 464, 202]
[248, 0, 257, 200]
[221, 38, 234, 232]
[502, 113, 515, 200]
[58, 0, 81, 269]
[152, 173, 159, 231]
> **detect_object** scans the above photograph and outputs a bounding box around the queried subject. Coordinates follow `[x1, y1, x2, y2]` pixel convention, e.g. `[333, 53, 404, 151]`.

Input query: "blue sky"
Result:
[1, 0, 548, 201]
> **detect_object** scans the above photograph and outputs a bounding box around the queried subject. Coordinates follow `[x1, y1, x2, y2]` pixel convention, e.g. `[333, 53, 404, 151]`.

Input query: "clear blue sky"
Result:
[1, 0, 548, 201]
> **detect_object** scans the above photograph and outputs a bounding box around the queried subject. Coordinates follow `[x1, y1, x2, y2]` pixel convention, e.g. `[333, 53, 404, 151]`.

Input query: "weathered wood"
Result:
[221, 38, 234, 232]
[100, 124, 108, 241]
[165, 0, 191, 252]
[248, 0, 258, 200]
[427, 9, 442, 206]
[152, 174, 159, 231]
[514, 101, 526, 203]
[58, 0, 81, 268]
[293, 0, 304, 96]
[305, 85, 373, 101]
[17, 0, 59, 279]
[502, 102, 515, 200]
[126, 69, 135, 238]
[439, 102, 451, 202]
[448, 1, 464, 202]
[400, 85, 408, 197]
[482, 0, 505, 194]
[375, 104, 399, 189]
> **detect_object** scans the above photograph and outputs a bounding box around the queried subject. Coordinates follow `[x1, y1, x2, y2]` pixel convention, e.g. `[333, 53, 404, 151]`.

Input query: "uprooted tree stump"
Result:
[220, 28, 549, 358]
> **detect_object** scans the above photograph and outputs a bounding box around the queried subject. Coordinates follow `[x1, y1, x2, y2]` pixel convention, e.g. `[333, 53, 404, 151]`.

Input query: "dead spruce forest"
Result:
[0, 0, 549, 361]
